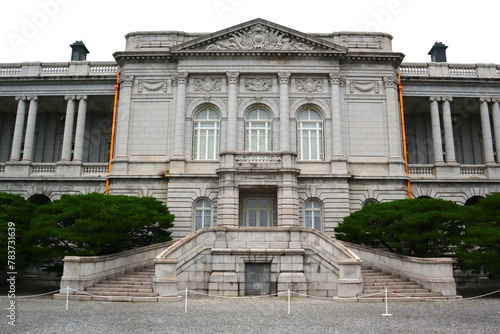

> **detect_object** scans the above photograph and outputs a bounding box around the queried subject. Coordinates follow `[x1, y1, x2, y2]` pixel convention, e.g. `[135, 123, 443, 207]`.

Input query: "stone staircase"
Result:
[54, 265, 181, 302]
[357, 266, 461, 302]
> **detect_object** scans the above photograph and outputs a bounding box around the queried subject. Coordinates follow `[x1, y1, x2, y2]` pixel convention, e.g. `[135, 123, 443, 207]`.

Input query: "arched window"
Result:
[362, 198, 379, 207]
[194, 199, 212, 230]
[297, 109, 324, 160]
[245, 108, 272, 151]
[193, 108, 220, 160]
[304, 199, 322, 231]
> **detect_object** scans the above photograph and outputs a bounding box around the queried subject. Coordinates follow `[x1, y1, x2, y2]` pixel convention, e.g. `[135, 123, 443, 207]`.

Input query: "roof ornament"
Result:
[206, 24, 313, 51]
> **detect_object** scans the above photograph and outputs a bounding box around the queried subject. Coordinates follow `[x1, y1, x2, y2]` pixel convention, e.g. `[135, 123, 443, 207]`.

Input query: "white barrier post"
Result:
[382, 288, 392, 316]
[65, 286, 70, 311]
[184, 288, 188, 313]
[287, 289, 291, 315]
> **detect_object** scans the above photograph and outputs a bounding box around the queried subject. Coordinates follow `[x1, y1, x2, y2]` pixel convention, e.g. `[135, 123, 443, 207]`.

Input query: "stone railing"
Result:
[460, 165, 485, 175]
[83, 163, 109, 174]
[0, 61, 117, 77]
[32, 163, 56, 174]
[400, 62, 500, 78]
[408, 164, 434, 175]
[219, 151, 297, 171]
[342, 241, 457, 296]
[59, 240, 176, 294]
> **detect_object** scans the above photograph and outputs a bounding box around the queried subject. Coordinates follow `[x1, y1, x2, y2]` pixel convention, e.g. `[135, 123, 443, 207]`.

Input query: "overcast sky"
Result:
[1, 0, 499, 65]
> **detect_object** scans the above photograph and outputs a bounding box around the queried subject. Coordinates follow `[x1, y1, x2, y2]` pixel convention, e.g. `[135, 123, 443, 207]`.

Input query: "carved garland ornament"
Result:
[295, 78, 323, 92]
[206, 24, 314, 51]
[138, 79, 167, 93]
[245, 78, 272, 92]
[194, 78, 222, 92]
[349, 80, 379, 94]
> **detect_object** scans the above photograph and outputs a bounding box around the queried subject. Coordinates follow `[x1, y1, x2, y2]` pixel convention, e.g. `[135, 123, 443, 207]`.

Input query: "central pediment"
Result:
[170, 18, 346, 55]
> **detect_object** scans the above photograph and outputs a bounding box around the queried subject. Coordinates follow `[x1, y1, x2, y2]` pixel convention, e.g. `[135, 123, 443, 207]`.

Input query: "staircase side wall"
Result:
[343, 242, 457, 296]
[59, 240, 176, 294]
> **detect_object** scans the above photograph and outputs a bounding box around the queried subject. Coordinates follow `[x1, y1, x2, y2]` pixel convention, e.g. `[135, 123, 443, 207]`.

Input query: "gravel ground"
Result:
[2, 293, 499, 334]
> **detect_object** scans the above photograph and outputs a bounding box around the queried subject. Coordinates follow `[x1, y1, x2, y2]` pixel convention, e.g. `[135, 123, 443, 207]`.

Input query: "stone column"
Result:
[73, 96, 88, 162]
[329, 73, 344, 159]
[60, 95, 76, 162]
[278, 72, 291, 151]
[226, 71, 239, 152]
[492, 99, 500, 163]
[384, 76, 405, 175]
[430, 97, 444, 163]
[22, 96, 39, 162]
[114, 75, 134, 160]
[441, 97, 456, 163]
[10, 96, 27, 161]
[172, 72, 188, 157]
[480, 98, 495, 164]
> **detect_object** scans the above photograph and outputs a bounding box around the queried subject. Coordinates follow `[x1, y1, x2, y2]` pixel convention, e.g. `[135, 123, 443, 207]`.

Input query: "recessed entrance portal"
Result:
[239, 187, 277, 227]
[245, 263, 271, 296]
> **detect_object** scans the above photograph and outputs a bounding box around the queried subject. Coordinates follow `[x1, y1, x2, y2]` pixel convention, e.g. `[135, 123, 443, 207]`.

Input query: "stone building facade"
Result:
[1, 19, 499, 296]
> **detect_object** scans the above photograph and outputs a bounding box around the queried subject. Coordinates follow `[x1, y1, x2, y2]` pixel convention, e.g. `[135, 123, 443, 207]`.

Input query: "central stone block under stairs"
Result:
[53, 265, 181, 302]
[357, 266, 462, 302]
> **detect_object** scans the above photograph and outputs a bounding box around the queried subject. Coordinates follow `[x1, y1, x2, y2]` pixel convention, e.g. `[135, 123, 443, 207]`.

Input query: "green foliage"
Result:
[456, 193, 500, 278]
[0, 192, 37, 270]
[29, 193, 175, 268]
[335, 198, 466, 257]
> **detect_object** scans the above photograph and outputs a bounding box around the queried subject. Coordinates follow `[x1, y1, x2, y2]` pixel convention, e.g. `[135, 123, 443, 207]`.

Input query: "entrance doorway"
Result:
[245, 263, 271, 296]
[239, 188, 277, 227]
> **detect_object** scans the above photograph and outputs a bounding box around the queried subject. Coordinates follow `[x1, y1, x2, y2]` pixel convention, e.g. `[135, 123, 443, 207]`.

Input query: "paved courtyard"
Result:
[2, 293, 499, 333]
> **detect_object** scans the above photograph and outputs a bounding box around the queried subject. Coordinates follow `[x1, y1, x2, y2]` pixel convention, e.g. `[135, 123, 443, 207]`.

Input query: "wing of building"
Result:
[1, 18, 498, 298]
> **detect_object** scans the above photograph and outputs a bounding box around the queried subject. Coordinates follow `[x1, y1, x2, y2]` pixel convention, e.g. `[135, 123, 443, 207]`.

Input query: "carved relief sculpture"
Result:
[245, 78, 272, 92]
[295, 78, 323, 92]
[138, 80, 167, 93]
[194, 78, 222, 92]
[349, 80, 379, 94]
[206, 24, 313, 50]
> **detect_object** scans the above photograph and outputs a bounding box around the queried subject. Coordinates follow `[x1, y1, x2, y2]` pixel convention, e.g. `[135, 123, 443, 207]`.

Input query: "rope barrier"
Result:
[1, 287, 499, 303]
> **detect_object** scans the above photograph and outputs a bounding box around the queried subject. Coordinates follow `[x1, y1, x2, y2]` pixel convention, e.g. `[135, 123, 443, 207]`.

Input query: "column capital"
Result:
[491, 98, 500, 103]
[226, 71, 239, 84]
[76, 95, 88, 101]
[383, 76, 398, 88]
[429, 96, 441, 102]
[328, 73, 345, 86]
[177, 72, 189, 85]
[480, 97, 492, 103]
[65, 95, 76, 101]
[119, 75, 134, 87]
[27, 96, 38, 101]
[15, 96, 27, 101]
[277, 71, 291, 84]
[442, 96, 453, 102]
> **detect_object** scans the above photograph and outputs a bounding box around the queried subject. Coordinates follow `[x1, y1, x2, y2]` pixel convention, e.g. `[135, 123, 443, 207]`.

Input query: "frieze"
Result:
[194, 78, 222, 92]
[206, 24, 314, 51]
[295, 78, 323, 93]
[245, 78, 273, 92]
[138, 79, 167, 93]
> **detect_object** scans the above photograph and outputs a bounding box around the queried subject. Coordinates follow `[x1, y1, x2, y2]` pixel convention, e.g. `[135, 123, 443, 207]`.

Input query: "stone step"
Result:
[118, 273, 154, 278]
[363, 288, 431, 294]
[94, 283, 153, 289]
[358, 291, 444, 298]
[86, 287, 154, 293]
[363, 277, 409, 283]
[364, 283, 423, 291]
[103, 276, 152, 282]
[100, 279, 153, 285]
[75, 290, 159, 297]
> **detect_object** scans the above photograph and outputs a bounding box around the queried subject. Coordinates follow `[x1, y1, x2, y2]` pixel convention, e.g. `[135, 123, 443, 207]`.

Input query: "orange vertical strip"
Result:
[105, 71, 120, 195]
[397, 72, 411, 198]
